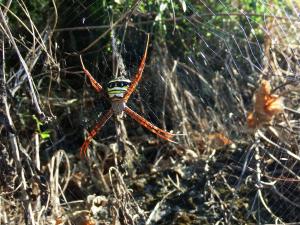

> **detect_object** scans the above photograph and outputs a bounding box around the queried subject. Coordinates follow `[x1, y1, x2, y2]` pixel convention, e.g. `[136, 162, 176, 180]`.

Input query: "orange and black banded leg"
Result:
[80, 108, 114, 157]
[123, 34, 150, 102]
[80, 55, 103, 93]
[124, 106, 175, 143]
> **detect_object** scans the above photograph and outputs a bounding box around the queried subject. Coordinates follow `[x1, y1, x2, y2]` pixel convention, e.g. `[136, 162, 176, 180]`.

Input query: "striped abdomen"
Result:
[107, 78, 131, 100]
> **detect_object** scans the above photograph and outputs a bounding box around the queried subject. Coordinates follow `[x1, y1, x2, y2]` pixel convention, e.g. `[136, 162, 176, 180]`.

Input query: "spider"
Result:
[79, 34, 175, 156]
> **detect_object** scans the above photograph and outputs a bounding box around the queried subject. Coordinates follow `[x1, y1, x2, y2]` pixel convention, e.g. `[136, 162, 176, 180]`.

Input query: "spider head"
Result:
[107, 77, 131, 100]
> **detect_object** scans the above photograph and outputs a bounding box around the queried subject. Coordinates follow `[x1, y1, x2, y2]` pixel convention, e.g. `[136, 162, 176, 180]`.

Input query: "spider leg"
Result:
[124, 106, 175, 143]
[80, 55, 103, 93]
[123, 34, 150, 102]
[80, 108, 113, 157]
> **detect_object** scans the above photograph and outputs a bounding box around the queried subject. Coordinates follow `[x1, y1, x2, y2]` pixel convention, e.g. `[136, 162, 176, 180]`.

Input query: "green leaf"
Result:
[40, 132, 50, 139]
[32, 115, 50, 140]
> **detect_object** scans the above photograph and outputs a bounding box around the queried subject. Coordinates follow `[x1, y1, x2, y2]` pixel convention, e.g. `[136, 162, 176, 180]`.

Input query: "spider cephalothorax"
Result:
[79, 34, 175, 156]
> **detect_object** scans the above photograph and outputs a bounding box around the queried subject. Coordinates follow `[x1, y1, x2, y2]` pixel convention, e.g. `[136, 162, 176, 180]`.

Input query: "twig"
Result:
[257, 129, 300, 161]
[48, 150, 71, 221]
[2, 0, 12, 15]
[145, 189, 176, 225]
[1, 24, 35, 225]
[1, 3, 57, 66]
[255, 143, 284, 223]
[0, 9, 45, 118]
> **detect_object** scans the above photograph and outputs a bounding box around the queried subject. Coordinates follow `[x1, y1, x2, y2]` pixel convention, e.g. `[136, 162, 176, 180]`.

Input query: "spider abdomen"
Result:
[107, 78, 131, 100]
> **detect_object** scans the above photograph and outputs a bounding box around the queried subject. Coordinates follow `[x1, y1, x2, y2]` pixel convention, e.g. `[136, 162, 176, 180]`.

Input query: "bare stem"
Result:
[0, 8, 44, 118]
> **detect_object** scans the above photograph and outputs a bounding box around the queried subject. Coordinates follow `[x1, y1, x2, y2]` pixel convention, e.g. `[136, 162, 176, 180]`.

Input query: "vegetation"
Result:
[1, 0, 300, 224]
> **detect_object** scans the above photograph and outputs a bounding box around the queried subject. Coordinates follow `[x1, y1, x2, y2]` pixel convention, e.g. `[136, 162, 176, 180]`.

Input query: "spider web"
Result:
[118, 1, 300, 223]
[59, 0, 300, 223]
[174, 1, 300, 224]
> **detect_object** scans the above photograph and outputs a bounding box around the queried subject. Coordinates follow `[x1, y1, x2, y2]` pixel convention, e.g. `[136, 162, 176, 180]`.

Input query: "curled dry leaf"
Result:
[247, 80, 284, 128]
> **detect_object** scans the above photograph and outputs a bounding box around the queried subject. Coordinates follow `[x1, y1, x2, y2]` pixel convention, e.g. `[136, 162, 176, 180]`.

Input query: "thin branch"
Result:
[0, 8, 45, 118]
[1, 24, 35, 225]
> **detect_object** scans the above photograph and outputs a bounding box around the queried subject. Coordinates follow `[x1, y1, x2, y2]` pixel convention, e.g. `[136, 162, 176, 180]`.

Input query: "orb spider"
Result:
[80, 34, 175, 156]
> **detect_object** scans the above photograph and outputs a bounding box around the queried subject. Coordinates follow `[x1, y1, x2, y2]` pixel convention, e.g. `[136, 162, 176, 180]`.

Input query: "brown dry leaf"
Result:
[208, 133, 232, 149]
[247, 80, 284, 128]
[67, 213, 94, 225]
[83, 220, 96, 225]
[55, 217, 63, 225]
